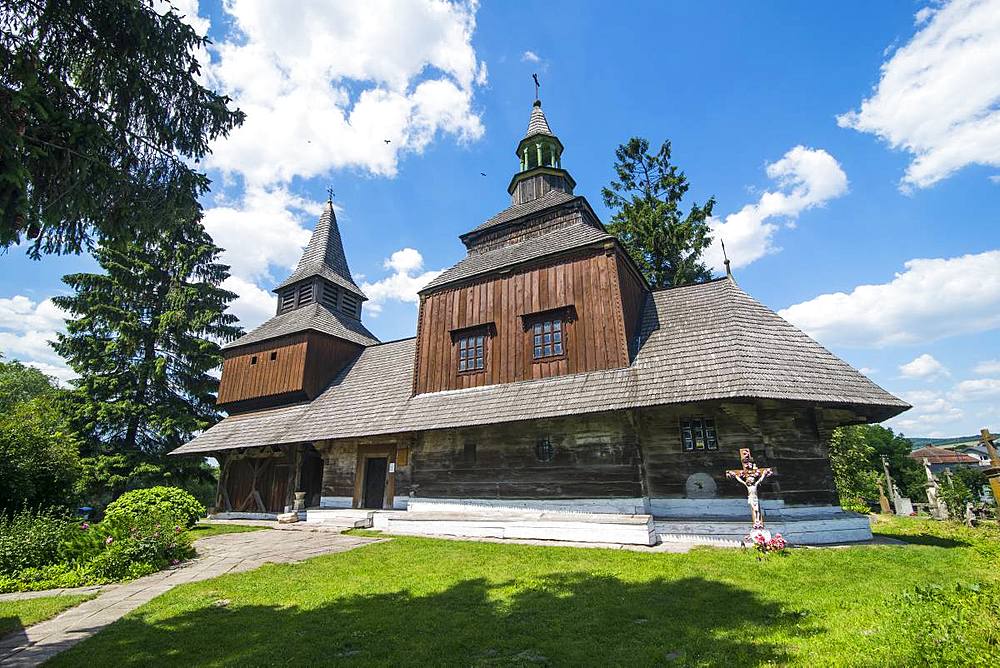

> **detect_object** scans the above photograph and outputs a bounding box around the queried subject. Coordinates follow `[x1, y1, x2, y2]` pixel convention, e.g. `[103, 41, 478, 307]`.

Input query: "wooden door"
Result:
[362, 457, 388, 509]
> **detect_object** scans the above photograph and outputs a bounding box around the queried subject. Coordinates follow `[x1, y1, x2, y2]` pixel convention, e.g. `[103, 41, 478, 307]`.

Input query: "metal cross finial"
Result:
[532, 73, 540, 100]
[721, 239, 733, 278]
[326, 186, 334, 203]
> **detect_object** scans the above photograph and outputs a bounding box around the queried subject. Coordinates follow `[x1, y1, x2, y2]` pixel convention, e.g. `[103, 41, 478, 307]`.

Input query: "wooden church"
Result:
[172, 97, 909, 545]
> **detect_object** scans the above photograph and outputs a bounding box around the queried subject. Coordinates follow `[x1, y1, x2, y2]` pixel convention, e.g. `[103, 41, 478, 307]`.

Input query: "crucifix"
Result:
[726, 448, 774, 531]
[326, 186, 335, 202]
[532, 73, 540, 100]
[980, 428, 1000, 506]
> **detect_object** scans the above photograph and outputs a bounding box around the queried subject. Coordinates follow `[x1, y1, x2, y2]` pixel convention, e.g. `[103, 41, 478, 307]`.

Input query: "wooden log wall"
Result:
[407, 414, 643, 499]
[636, 400, 839, 505]
[413, 248, 639, 394]
[217, 332, 362, 409]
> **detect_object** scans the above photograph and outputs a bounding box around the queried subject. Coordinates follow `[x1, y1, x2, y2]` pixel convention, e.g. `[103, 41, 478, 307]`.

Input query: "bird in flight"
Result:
[480, 172, 487, 176]
[384, 139, 391, 144]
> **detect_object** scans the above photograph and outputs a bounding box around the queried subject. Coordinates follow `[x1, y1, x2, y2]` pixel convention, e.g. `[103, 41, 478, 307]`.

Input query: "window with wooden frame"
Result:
[450, 324, 494, 374]
[680, 417, 718, 452]
[521, 306, 574, 362]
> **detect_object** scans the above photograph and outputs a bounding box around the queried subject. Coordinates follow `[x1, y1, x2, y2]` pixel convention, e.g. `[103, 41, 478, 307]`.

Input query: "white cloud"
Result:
[838, 0, 1000, 189]
[0, 295, 73, 380]
[953, 377, 1000, 400]
[779, 250, 1000, 347]
[203, 186, 316, 285]
[706, 146, 848, 269]
[990, 175, 1000, 184]
[205, 0, 487, 186]
[974, 359, 1000, 375]
[222, 276, 276, 332]
[361, 248, 444, 316]
[890, 388, 965, 436]
[899, 353, 949, 380]
[521, 50, 541, 63]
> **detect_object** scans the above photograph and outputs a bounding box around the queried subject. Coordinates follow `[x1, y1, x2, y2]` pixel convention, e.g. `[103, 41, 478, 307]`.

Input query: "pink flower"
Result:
[80, 522, 90, 530]
[174, 526, 182, 533]
[105, 536, 114, 545]
[170, 559, 180, 566]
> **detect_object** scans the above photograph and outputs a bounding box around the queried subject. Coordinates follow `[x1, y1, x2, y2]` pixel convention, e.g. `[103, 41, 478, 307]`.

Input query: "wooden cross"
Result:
[726, 448, 774, 529]
[532, 73, 540, 100]
[980, 428, 999, 464]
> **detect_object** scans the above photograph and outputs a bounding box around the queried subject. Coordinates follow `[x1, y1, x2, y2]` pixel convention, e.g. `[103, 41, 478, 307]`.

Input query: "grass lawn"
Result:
[186, 522, 269, 541]
[0, 594, 96, 639]
[51, 517, 998, 667]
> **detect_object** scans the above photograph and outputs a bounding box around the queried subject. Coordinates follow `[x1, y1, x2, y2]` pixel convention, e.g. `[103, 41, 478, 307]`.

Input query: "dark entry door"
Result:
[362, 457, 388, 509]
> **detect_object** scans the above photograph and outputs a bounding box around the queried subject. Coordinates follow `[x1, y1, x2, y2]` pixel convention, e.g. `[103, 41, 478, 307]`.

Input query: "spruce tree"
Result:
[1, 0, 244, 256]
[602, 137, 716, 288]
[52, 218, 241, 501]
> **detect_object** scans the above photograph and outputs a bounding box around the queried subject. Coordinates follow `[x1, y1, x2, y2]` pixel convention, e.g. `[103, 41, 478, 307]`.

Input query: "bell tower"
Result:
[507, 97, 576, 205]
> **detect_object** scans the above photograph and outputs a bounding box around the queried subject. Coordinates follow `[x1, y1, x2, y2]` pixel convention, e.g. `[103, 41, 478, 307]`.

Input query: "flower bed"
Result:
[0, 487, 203, 593]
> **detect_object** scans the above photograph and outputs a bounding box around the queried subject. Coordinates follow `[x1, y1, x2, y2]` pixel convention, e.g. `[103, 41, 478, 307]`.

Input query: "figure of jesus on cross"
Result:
[727, 448, 774, 536]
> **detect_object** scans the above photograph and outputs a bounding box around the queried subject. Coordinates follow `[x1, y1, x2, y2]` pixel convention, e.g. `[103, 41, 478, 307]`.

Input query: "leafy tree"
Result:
[0, 373, 81, 513]
[52, 218, 241, 503]
[862, 425, 926, 502]
[602, 137, 716, 287]
[0, 354, 58, 411]
[829, 426, 880, 511]
[1, 0, 243, 256]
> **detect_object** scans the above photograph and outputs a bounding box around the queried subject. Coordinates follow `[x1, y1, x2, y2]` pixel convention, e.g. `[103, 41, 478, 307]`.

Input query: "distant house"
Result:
[908, 445, 980, 474]
[170, 96, 908, 544]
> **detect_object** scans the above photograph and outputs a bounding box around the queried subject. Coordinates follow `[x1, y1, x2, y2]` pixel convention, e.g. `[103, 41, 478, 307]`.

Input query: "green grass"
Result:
[186, 522, 269, 541]
[50, 517, 999, 666]
[0, 594, 95, 638]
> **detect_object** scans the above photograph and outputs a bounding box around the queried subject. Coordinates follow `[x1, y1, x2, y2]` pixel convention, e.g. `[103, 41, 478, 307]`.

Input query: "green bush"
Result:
[0, 508, 78, 575]
[103, 486, 205, 529]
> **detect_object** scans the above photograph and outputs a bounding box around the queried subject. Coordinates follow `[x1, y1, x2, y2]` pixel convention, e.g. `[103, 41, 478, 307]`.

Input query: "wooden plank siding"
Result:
[412, 248, 638, 395]
[218, 332, 362, 408]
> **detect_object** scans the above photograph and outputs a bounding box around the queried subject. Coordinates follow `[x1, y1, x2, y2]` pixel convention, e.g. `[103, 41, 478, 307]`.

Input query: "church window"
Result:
[532, 318, 563, 359]
[535, 438, 555, 463]
[297, 283, 314, 306]
[279, 289, 296, 313]
[680, 417, 718, 452]
[457, 333, 485, 372]
[341, 292, 359, 318]
[250, 355, 258, 365]
[270, 351, 278, 361]
[322, 282, 339, 310]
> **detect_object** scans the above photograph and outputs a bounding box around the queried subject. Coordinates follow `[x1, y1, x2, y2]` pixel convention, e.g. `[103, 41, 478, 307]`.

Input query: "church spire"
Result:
[507, 86, 575, 205]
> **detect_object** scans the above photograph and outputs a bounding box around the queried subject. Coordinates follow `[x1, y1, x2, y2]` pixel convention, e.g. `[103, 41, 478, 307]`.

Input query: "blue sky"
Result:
[1, 0, 998, 438]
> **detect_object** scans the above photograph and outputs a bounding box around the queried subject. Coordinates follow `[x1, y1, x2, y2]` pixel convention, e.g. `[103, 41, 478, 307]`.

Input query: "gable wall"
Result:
[413, 248, 635, 395]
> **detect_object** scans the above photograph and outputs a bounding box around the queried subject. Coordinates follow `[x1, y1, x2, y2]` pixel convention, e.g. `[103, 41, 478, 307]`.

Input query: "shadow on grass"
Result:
[873, 532, 971, 549]
[50, 572, 821, 666]
[0, 615, 24, 640]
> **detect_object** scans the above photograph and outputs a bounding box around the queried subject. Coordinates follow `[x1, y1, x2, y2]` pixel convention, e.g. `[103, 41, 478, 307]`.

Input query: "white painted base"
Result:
[210, 512, 277, 521]
[406, 497, 649, 515]
[649, 498, 786, 518]
[319, 496, 354, 509]
[372, 510, 657, 546]
[304, 508, 374, 528]
[655, 512, 873, 546]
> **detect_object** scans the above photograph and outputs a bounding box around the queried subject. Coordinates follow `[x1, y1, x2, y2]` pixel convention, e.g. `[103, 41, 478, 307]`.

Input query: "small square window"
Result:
[535, 438, 555, 462]
[269, 351, 277, 361]
[681, 418, 718, 452]
[532, 318, 564, 359]
[250, 355, 258, 365]
[457, 330, 486, 373]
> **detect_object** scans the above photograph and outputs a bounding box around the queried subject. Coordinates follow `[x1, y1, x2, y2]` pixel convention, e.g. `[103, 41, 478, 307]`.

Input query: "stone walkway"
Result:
[0, 529, 378, 667]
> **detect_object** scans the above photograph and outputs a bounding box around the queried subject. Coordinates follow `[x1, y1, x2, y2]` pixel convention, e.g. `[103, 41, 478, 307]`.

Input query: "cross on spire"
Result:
[326, 186, 335, 203]
[532, 73, 540, 101]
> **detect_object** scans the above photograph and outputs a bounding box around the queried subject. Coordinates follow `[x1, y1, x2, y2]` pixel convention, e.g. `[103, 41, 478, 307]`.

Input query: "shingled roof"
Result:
[173, 277, 908, 455]
[908, 446, 980, 465]
[275, 200, 365, 297]
[424, 220, 612, 292]
[524, 99, 555, 139]
[464, 190, 578, 238]
[222, 302, 379, 350]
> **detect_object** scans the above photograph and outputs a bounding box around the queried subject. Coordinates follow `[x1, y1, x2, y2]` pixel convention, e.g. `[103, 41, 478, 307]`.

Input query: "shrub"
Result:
[0, 508, 77, 575]
[103, 486, 205, 529]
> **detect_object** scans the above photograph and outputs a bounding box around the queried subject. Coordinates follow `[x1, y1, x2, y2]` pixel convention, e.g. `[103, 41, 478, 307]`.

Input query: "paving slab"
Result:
[0, 530, 378, 667]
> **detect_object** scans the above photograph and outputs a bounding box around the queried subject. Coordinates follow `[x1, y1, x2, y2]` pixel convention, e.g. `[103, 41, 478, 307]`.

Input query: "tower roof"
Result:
[274, 200, 366, 298]
[524, 99, 555, 139]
